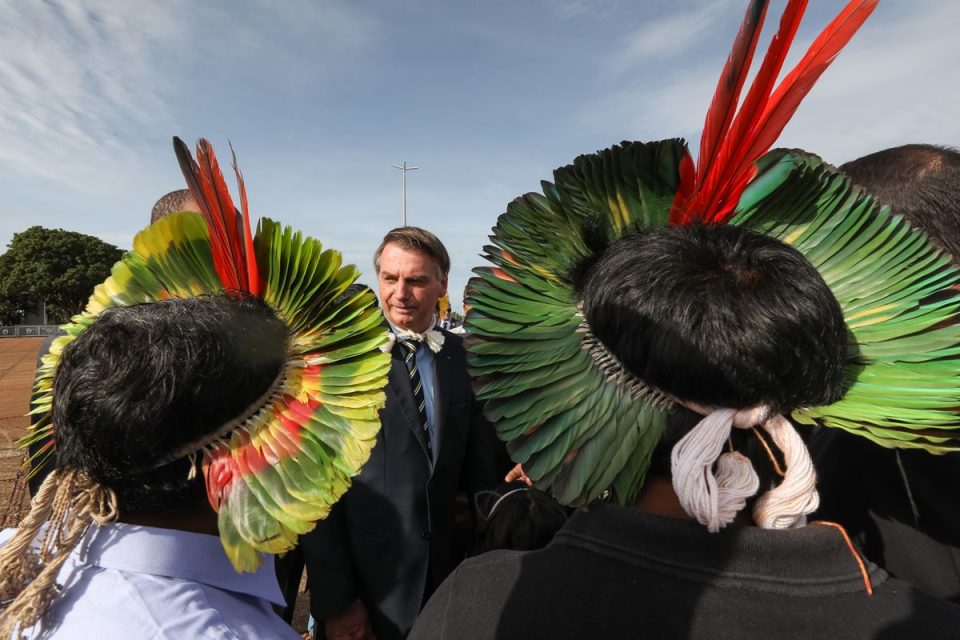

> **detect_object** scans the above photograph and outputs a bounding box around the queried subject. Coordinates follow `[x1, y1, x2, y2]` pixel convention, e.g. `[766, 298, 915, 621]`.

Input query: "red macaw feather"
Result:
[173, 136, 261, 294]
[669, 151, 696, 221]
[698, 0, 808, 222]
[230, 143, 262, 295]
[671, 0, 876, 225]
[696, 0, 771, 188]
[739, 0, 878, 169]
[203, 450, 237, 512]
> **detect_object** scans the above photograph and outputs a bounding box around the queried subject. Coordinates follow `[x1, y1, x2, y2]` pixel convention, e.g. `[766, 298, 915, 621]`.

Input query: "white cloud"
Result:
[0, 2, 177, 191]
[775, 2, 960, 163]
[538, 0, 624, 20]
[609, 0, 741, 74]
[582, 1, 960, 164]
[0, 1, 376, 194]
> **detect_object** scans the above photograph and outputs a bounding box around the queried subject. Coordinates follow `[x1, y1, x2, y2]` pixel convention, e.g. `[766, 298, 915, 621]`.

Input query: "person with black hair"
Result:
[835, 144, 960, 258]
[474, 482, 568, 554]
[1, 296, 301, 638]
[2, 138, 391, 638]
[812, 143, 960, 603]
[410, 0, 960, 631]
[412, 221, 960, 640]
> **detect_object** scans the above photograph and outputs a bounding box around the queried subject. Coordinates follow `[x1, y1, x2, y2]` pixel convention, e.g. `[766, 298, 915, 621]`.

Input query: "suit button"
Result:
[420, 532, 431, 540]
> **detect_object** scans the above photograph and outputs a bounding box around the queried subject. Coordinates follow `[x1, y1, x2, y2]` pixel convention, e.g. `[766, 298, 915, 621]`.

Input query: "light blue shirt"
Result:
[1, 523, 298, 639]
[412, 339, 439, 446]
[391, 325, 440, 448]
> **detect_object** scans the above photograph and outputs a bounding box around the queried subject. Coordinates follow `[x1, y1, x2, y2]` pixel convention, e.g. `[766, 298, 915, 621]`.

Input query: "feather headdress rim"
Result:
[21, 138, 391, 574]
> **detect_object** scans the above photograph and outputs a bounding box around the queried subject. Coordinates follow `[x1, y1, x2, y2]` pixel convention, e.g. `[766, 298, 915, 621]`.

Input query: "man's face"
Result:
[377, 242, 448, 333]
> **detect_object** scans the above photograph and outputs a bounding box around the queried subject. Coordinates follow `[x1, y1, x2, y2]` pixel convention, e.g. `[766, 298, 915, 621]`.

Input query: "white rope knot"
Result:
[380, 316, 446, 354]
[671, 404, 818, 532]
[751, 414, 819, 529]
[379, 331, 397, 353]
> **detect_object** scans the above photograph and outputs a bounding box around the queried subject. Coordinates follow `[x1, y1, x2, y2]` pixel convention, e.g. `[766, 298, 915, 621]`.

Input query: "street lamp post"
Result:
[391, 161, 418, 226]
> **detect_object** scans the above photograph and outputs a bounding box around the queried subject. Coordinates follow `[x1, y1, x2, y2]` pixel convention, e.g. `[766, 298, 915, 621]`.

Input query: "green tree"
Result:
[0, 227, 123, 324]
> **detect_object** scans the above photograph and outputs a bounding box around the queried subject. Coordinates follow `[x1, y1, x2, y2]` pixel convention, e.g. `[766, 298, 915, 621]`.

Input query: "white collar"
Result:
[381, 316, 445, 354]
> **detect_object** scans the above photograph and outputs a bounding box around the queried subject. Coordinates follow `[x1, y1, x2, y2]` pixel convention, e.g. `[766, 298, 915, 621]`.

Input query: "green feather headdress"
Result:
[466, 0, 960, 511]
[24, 137, 390, 571]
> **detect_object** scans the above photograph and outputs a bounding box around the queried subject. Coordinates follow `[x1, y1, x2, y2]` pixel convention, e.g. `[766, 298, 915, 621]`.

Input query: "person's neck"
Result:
[633, 476, 754, 526]
[390, 316, 436, 336]
[120, 506, 219, 535]
[633, 476, 697, 521]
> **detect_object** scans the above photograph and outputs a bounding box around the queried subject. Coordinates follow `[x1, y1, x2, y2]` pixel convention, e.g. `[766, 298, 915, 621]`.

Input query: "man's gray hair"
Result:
[373, 227, 451, 276]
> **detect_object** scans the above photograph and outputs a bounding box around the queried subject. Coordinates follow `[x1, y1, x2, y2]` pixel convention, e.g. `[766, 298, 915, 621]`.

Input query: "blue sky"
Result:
[2, 0, 958, 310]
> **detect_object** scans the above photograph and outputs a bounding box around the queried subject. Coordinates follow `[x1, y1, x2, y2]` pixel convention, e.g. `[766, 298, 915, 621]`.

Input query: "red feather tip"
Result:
[172, 137, 262, 296]
[671, 0, 876, 226]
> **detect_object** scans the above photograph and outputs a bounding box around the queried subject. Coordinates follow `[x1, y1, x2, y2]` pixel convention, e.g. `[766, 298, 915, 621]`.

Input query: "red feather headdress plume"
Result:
[174, 137, 262, 295]
[671, 0, 878, 225]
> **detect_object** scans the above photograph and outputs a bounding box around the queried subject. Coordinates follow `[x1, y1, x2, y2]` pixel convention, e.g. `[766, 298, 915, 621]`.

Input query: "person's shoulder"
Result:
[410, 550, 530, 640]
[439, 328, 466, 352]
[448, 549, 531, 590]
[868, 576, 960, 637]
[463, 548, 527, 567]
[441, 327, 463, 343]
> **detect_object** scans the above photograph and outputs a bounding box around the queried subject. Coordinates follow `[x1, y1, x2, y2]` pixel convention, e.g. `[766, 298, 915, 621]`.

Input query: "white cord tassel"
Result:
[752, 415, 819, 529]
[715, 451, 760, 525]
[670, 408, 760, 532]
[671, 404, 818, 532]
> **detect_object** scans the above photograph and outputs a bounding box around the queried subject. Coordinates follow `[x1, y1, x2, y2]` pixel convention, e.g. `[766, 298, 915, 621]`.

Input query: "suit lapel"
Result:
[389, 343, 432, 462]
[433, 339, 453, 460]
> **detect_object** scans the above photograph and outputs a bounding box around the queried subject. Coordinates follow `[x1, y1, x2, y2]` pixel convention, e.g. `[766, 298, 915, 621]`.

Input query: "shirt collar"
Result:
[386, 318, 445, 353]
[556, 505, 883, 591]
[68, 523, 286, 606]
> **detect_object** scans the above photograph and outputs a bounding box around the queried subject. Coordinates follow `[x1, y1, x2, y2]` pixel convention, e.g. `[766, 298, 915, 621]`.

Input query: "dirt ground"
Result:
[0, 337, 311, 634]
[0, 337, 42, 527]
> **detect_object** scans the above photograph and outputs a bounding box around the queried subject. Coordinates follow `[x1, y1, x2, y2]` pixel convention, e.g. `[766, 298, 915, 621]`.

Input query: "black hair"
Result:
[52, 295, 287, 514]
[840, 144, 960, 260]
[578, 224, 848, 413]
[476, 483, 569, 553]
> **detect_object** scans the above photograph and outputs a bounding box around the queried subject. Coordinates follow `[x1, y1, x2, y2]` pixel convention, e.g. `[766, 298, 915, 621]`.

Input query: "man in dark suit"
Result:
[301, 227, 497, 640]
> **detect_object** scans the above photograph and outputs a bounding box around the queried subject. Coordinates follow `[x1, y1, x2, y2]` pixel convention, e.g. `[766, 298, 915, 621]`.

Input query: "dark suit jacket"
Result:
[811, 428, 960, 603]
[301, 329, 497, 639]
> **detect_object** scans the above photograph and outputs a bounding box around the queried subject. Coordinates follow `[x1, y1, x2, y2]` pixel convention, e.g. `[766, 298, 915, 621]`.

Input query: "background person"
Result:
[2, 296, 301, 638]
[812, 143, 960, 603]
[473, 482, 568, 554]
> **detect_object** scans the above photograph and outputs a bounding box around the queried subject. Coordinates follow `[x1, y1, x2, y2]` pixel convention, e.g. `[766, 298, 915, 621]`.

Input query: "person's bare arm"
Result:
[505, 463, 532, 486]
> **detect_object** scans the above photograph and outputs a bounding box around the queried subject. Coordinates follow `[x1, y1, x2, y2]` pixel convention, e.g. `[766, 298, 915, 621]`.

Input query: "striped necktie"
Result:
[399, 340, 431, 455]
